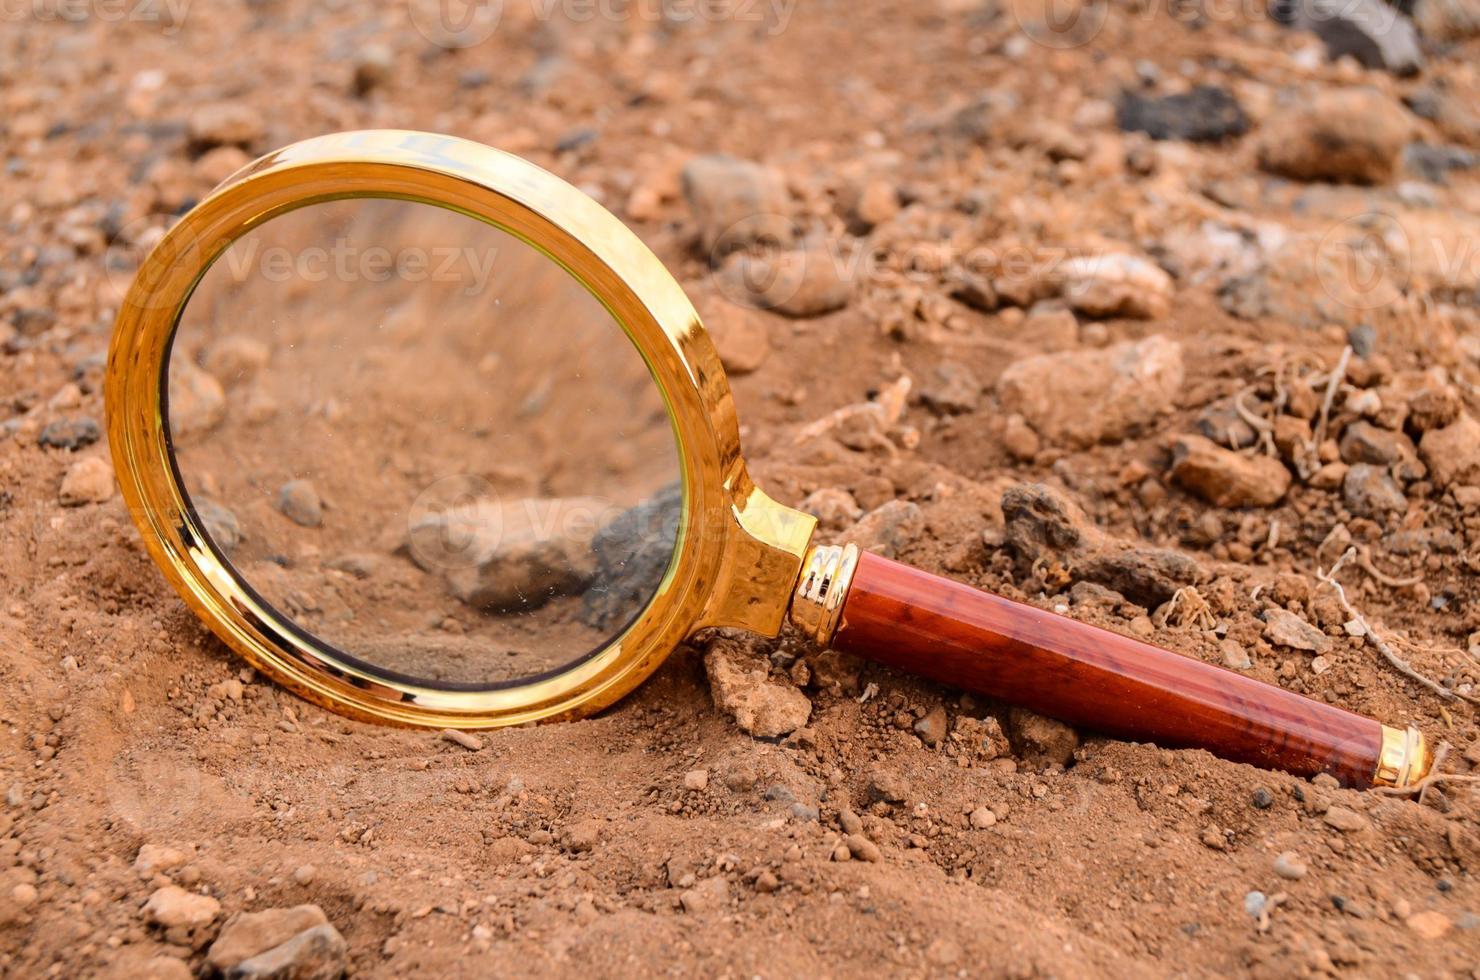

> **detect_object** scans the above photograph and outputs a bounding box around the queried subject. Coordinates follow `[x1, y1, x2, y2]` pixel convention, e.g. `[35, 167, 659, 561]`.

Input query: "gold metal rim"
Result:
[106, 130, 815, 729]
[1374, 725, 1431, 788]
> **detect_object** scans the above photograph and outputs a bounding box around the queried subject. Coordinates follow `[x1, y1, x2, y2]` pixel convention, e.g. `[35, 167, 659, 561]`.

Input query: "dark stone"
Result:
[38, 417, 101, 451]
[1116, 86, 1249, 143]
[1217, 274, 1270, 320]
[1347, 323, 1378, 357]
[1252, 787, 1274, 809]
[580, 483, 682, 633]
[1404, 143, 1480, 185]
[1277, 0, 1422, 75]
[1343, 463, 1408, 518]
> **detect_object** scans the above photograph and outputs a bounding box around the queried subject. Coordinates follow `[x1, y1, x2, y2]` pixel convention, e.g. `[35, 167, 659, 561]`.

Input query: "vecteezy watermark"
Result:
[216, 237, 501, 297]
[1009, 0, 1109, 50]
[1008, 0, 1401, 51]
[1315, 212, 1411, 312]
[408, 0, 796, 49]
[0, 0, 191, 34]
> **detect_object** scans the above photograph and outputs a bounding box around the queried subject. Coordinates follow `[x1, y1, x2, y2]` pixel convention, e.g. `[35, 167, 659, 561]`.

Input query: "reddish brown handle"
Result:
[832, 551, 1384, 787]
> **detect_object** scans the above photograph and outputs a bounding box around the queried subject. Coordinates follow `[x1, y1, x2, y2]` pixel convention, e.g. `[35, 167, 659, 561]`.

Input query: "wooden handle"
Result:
[831, 551, 1389, 787]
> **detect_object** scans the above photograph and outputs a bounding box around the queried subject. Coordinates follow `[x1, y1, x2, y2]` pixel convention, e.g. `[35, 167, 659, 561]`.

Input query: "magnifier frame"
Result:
[106, 130, 817, 728]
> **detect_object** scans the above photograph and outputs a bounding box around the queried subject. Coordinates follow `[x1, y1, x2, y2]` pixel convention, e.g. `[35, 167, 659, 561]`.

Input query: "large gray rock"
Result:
[1280, 0, 1423, 74]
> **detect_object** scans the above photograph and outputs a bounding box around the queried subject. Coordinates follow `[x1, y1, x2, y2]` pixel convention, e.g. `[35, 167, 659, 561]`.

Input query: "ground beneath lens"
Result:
[2, 2, 1479, 976]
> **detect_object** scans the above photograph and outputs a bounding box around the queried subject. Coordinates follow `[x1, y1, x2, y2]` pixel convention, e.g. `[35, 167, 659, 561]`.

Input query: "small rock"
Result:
[1343, 463, 1407, 518]
[996, 336, 1184, 448]
[703, 636, 812, 738]
[145, 885, 220, 929]
[1244, 890, 1268, 919]
[207, 905, 331, 972]
[800, 488, 863, 530]
[38, 417, 101, 451]
[682, 769, 709, 792]
[134, 844, 189, 876]
[848, 500, 924, 559]
[1282, 0, 1423, 74]
[291, 865, 315, 885]
[682, 155, 791, 257]
[865, 769, 909, 805]
[1339, 421, 1420, 471]
[168, 358, 227, 439]
[969, 806, 997, 829]
[196, 500, 243, 553]
[1116, 85, 1248, 142]
[1168, 434, 1290, 507]
[1273, 851, 1308, 880]
[1251, 787, 1275, 809]
[1020, 304, 1078, 351]
[226, 923, 346, 980]
[1220, 639, 1252, 670]
[564, 818, 603, 852]
[1058, 253, 1173, 320]
[59, 456, 114, 506]
[1263, 608, 1332, 654]
[203, 335, 270, 384]
[1405, 910, 1453, 940]
[1419, 413, 1480, 489]
[1001, 414, 1041, 462]
[678, 876, 730, 914]
[352, 43, 394, 96]
[700, 296, 770, 374]
[1323, 805, 1370, 833]
[845, 834, 881, 863]
[1258, 88, 1412, 184]
[718, 241, 852, 318]
[277, 480, 323, 528]
[919, 362, 980, 415]
[913, 705, 948, 747]
[854, 178, 899, 228]
[1005, 707, 1079, 768]
[188, 103, 265, 150]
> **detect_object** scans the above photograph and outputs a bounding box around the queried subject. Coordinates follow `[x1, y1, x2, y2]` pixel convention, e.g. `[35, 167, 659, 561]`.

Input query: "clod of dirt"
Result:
[1258, 88, 1412, 184]
[1002, 483, 1205, 607]
[698, 294, 771, 374]
[1262, 608, 1332, 654]
[800, 487, 863, 530]
[679, 876, 730, 914]
[1323, 805, 1371, 832]
[168, 359, 227, 440]
[918, 362, 981, 415]
[1115, 86, 1249, 142]
[1280, 0, 1423, 74]
[37, 416, 100, 451]
[1006, 707, 1080, 768]
[203, 335, 271, 384]
[1168, 434, 1291, 507]
[58, 456, 113, 506]
[144, 885, 220, 930]
[1418, 412, 1480, 488]
[187, 103, 266, 151]
[196, 499, 243, 552]
[913, 705, 948, 746]
[1339, 421, 1424, 479]
[995, 336, 1184, 448]
[682, 154, 791, 257]
[227, 924, 347, 980]
[703, 635, 812, 738]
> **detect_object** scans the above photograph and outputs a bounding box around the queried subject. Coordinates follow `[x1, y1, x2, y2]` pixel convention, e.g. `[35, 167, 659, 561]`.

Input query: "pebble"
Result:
[1263, 608, 1332, 654]
[228, 924, 346, 980]
[38, 417, 101, 451]
[681, 154, 791, 257]
[196, 500, 242, 553]
[564, 819, 603, 852]
[1168, 434, 1291, 507]
[352, 43, 395, 95]
[682, 769, 709, 792]
[703, 636, 811, 738]
[718, 240, 852, 318]
[1005, 707, 1079, 768]
[1343, 463, 1408, 518]
[1418, 413, 1480, 489]
[1020, 304, 1078, 352]
[291, 864, 316, 885]
[168, 359, 227, 439]
[678, 876, 730, 914]
[1258, 88, 1411, 184]
[839, 808, 864, 835]
[800, 487, 863, 530]
[1405, 910, 1452, 939]
[969, 806, 997, 829]
[134, 844, 189, 876]
[700, 295, 770, 374]
[1220, 639, 1252, 670]
[1323, 805, 1370, 833]
[59, 456, 114, 506]
[913, 705, 948, 747]
[12, 883, 37, 907]
[207, 904, 330, 972]
[996, 336, 1183, 449]
[1244, 890, 1268, 919]
[848, 501, 924, 560]
[144, 885, 220, 929]
[1273, 851, 1308, 880]
[1001, 414, 1041, 462]
[845, 834, 881, 862]
[276, 480, 323, 528]
[1251, 788, 1274, 809]
[1116, 85, 1248, 142]
[1058, 253, 1173, 320]
[919, 362, 981, 415]
[188, 103, 265, 149]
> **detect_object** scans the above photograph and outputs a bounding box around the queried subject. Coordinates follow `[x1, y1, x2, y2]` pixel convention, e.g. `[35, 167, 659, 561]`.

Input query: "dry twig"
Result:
[1355, 545, 1425, 589]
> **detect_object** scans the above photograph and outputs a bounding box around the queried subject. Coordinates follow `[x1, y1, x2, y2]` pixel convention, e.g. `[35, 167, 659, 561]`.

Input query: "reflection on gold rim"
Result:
[107, 130, 817, 728]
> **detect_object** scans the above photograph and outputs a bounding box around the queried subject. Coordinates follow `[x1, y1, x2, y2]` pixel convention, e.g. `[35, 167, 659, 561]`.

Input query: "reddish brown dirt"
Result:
[2, 2, 1480, 977]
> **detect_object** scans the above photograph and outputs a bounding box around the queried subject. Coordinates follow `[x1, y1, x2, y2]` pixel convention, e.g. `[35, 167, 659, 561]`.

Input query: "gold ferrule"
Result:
[790, 542, 859, 647]
[1373, 725, 1431, 788]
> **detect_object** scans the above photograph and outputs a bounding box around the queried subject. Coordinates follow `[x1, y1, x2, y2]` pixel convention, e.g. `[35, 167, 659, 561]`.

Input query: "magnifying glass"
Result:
[106, 130, 1429, 790]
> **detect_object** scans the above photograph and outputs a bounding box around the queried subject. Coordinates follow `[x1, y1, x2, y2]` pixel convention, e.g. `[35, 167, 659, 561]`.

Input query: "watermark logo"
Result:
[1010, 0, 1108, 50]
[1315, 212, 1411, 312]
[1, 0, 191, 34]
[408, 0, 504, 49]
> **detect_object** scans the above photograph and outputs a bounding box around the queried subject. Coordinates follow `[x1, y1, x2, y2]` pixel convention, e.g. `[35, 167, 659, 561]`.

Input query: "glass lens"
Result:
[167, 197, 682, 688]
